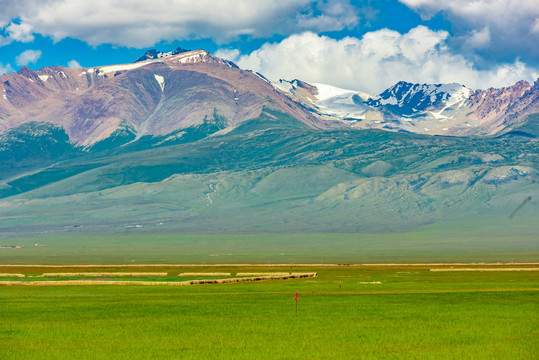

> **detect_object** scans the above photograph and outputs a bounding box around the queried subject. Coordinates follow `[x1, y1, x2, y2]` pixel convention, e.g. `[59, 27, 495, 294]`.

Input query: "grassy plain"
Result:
[0, 264, 537, 359]
[1, 224, 538, 265]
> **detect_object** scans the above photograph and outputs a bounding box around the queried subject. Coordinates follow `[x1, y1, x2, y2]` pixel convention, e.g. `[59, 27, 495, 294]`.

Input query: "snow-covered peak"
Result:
[86, 49, 239, 76]
[272, 79, 297, 94]
[370, 81, 473, 114]
[271, 79, 374, 120]
[140, 49, 239, 68]
[272, 79, 372, 101]
[135, 47, 190, 62]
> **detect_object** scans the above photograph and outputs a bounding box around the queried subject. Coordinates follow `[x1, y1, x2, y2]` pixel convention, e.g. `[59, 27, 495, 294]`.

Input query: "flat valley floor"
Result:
[0, 263, 537, 359]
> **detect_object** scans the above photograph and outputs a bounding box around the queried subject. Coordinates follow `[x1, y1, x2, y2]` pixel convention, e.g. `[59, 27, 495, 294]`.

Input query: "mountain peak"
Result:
[134, 48, 239, 68]
[135, 47, 191, 62]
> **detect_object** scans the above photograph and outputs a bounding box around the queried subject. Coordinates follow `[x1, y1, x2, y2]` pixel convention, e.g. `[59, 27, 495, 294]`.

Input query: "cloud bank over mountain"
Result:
[0, 0, 538, 92]
[226, 28, 538, 93]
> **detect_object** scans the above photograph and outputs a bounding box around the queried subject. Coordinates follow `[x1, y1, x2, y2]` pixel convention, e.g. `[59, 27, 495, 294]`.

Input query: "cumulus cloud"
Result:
[0, 0, 359, 48]
[297, 0, 359, 32]
[0, 20, 34, 46]
[234, 28, 539, 93]
[5, 22, 34, 42]
[67, 59, 81, 68]
[15, 49, 41, 66]
[399, 0, 539, 63]
[214, 49, 241, 62]
[0, 62, 14, 75]
[464, 27, 490, 50]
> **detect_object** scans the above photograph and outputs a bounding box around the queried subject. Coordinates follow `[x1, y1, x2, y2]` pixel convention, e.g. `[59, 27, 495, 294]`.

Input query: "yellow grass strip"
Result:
[1, 262, 538, 267]
[236, 272, 290, 276]
[40, 272, 168, 277]
[429, 268, 539, 272]
[0, 273, 317, 286]
[360, 281, 382, 284]
[178, 273, 231, 277]
[0, 273, 25, 278]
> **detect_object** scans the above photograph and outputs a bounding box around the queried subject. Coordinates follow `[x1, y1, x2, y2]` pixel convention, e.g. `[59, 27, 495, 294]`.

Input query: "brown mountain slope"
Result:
[0, 50, 323, 146]
[451, 79, 539, 135]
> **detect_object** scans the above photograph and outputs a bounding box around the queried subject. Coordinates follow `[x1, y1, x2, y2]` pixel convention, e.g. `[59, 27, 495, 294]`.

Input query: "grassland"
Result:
[1, 225, 538, 265]
[0, 264, 537, 359]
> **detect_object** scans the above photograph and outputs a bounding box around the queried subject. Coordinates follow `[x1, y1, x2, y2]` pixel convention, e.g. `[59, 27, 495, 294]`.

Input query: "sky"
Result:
[1, 0, 538, 93]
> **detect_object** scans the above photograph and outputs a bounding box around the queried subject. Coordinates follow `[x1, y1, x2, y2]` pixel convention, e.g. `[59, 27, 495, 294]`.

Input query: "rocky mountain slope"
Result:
[0, 49, 322, 148]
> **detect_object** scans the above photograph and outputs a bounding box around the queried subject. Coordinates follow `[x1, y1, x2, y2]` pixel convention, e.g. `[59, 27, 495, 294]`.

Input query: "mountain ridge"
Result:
[0, 49, 325, 147]
[2, 48, 538, 147]
[273, 77, 539, 136]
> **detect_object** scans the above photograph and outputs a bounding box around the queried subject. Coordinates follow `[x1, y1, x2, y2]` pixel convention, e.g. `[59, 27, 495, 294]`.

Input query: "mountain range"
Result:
[0, 49, 537, 240]
[2, 48, 538, 147]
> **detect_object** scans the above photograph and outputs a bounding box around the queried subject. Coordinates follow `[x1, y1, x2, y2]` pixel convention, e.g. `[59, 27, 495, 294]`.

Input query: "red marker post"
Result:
[295, 291, 298, 316]
[339, 281, 341, 290]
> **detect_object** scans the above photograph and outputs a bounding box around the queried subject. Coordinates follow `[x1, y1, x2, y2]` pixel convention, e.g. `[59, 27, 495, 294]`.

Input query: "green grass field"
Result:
[0, 265, 537, 359]
[2, 224, 538, 265]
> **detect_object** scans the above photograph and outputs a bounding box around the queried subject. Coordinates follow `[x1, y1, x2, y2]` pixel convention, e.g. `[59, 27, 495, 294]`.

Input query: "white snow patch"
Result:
[2, 94, 6, 100]
[169, 50, 212, 64]
[443, 86, 473, 108]
[28, 78, 34, 82]
[380, 97, 398, 105]
[79, 71, 87, 76]
[97, 62, 150, 74]
[312, 83, 358, 101]
[38, 75, 49, 82]
[272, 79, 294, 94]
[87, 69, 95, 73]
[212, 126, 237, 136]
[429, 110, 448, 120]
[154, 74, 165, 91]
[58, 71, 67, 78]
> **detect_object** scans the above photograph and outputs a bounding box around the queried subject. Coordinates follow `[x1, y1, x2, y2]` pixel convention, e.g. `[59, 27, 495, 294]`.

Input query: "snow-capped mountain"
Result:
[273, 79, 373, 119]
[272, 78, 538, 136]
[367, 81, 472, 116]
[0, 47, 537, 149]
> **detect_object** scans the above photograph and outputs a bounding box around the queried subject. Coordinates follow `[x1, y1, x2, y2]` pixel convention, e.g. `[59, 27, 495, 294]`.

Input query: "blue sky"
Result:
[1, 0, 538, 93]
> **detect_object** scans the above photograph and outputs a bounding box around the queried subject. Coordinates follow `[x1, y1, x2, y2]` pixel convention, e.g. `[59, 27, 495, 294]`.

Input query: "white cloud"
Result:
[0, 0, 359, 48]
[531, 18, 539, 34]
[235, 28, 539, 93]
[5, 22, 34, 42]
[0, 35, 11, 47]
[67, 59, 81, 68]
[214, 49, 240, 62]
[0, 63, 14, 75]
[399, 0, 539, 62]
[15, 49, 42, 66]
[297, 0, 359, 32]
[464, 27, 490, 49]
